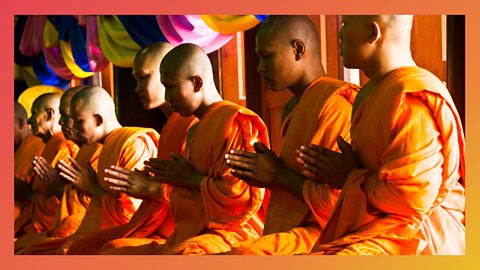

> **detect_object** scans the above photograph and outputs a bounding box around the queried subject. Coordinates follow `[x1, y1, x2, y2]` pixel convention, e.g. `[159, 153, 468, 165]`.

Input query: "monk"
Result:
[15, 86, 103, 254]
[97, 43, 269, 255]
[15, 93, 79, 238]
[222, 15, 359, 255]
[22, 86, 159, 255]
[297, 15, 465, 255]
[14, 101, 45, 220]
[66, 42, 197, 255]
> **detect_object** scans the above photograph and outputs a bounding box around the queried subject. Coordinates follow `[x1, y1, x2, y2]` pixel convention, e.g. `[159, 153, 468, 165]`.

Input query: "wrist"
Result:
[147, 180, 163, 200]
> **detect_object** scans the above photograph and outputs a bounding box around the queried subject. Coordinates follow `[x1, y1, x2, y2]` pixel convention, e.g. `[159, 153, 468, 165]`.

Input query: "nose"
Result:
[257, 60, 265, 74]
[134, 83, 142, 94]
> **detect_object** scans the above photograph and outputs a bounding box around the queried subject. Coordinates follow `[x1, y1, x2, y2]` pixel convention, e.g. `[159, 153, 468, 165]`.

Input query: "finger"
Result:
[144, 166, 167, 176]
[104, 168, 130, 181]
[337, 136, 353, 156]
[297, 150, 328, 169]
[225, 159, 255, 171]
[300, 169, 320, 181]
[224, 153, 255, 164]
[33, 161, 48, 178]
[57, 162, 77, 179]
[230, 169, 264, 187]
[144, 159, 169, 169]
[227, 149, 256, 158]
[169, 153, 186, 162]
[67, 156, 83, 171]
[110, 186, 128, 193]
[104, 177, 130, 187]
[253, 141, 270, 154]
[109, 165, 133, 175]
[59, 172, 77, 184]
[301, 162, 321, 175]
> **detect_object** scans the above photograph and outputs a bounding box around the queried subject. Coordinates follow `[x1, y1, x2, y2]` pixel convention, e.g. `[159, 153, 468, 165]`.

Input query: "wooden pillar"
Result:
[447, 15, 465, 129]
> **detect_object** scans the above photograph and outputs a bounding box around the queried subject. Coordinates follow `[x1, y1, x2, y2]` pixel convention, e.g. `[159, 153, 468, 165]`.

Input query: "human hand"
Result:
[144, 153, 203, 189]
[225, 141, 281, 188]
[296, 136, 359, 189]
[104, 166, 160, 199]
[58, 156, 103, 198]
[33, 156, 64, 197]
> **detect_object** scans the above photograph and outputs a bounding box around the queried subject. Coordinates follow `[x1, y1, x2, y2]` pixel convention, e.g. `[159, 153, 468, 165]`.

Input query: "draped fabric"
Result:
[117, 16, 167, 47]
[200, 15, 265, 34]
[85, 16, 110, 72]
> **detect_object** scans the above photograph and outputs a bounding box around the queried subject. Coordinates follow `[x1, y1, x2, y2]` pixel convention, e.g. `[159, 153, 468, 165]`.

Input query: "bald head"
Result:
[160, 43, 221, 118]
[59, 86, 86, 142]
[132, 42, 174, 110]
[255, 15, 325, 94]
[14, 101, 30, 148]
[28, 92, 62, 142]
[70, 86, 121, 144]
[258, 15, 320, 59]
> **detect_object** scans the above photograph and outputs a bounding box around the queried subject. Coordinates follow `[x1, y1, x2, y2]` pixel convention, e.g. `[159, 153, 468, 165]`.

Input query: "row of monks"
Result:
[13, 15, 465, 255]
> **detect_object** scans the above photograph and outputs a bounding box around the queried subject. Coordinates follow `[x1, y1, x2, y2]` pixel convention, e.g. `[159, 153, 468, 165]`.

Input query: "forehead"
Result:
[255, 27, 287, 51]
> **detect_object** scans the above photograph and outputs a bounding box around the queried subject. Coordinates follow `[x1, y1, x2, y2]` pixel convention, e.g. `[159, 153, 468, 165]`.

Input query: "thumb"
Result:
[253, 141, 270, 153]
[337, 136, 353, 155]
[170, 152, 185, 161]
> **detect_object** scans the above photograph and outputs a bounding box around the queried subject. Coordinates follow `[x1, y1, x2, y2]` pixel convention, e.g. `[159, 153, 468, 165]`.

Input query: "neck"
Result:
[193, 88, 223, 119]
[363, 48, 416, 86]
[158, 103, 173, 118]
[290, 63, 327, 99]
[99, 121, 122, 144]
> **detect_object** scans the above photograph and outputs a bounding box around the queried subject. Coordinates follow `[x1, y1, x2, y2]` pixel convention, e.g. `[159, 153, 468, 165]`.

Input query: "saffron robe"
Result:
[67, 113, 198, 254]
[14, 132, 78, 237]
[22, 127, 159, 255]
[14, 134, 45, 219]
[312, 66, 465, 255]
[229, 77, 359, 255]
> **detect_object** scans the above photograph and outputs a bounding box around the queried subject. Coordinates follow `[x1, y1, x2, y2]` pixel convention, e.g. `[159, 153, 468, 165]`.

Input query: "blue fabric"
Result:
[47, 16, 92, 73]
[32, 52, 70, 89]
[14, 16, 32, 66]
[117, 15, 167, 47]
[254, 15, 269, 22]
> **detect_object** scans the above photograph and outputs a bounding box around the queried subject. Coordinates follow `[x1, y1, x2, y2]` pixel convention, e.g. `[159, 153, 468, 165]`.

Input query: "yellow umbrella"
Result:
[18, 85, 64, 118]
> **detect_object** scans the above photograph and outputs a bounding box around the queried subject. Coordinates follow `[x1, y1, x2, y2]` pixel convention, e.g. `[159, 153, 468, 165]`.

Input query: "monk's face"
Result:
[132, 56, 165, 110]
[256, 29, 301, 91]
[161, 67, 199, 117]
[28, 105, 50, 140]
[338, 16, 372, 69]
[59, 97, 77, 142]
[71, 103, 100, 145]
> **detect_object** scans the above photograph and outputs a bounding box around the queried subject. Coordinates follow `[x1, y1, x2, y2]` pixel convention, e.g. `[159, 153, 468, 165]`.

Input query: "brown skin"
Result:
[58, 86, 122, 202]
[143, 43, 222, 190]
[28, 93, 62, 143]
[14, 101, 31, 150]
[224, 15, 327, 199]
[103, 42, 173, 200]
[297, 15, 416, 189]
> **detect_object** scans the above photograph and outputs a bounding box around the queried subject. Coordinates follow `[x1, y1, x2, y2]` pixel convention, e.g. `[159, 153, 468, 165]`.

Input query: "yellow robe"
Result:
[14, 132, 78, 237]
[67, 113, 198, 254]
[312, 66, 465, 255]
[229, 77, 359, 255]
[22, 127, 159, 255]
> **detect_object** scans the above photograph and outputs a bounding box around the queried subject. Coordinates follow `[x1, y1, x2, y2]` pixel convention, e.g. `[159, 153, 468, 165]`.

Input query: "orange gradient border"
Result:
[1, 1, 479, 270]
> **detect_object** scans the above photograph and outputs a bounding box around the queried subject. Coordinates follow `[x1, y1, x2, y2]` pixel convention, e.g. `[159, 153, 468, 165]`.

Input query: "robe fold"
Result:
[14, 132, 78, 237]
[119, 101, 268, 255]
[311, 66, 465, 255]
[22, 127, 159, 255]
[14, 134, 45, 219]
[230, 77, 359, 255]
[67, 114, 197, 255]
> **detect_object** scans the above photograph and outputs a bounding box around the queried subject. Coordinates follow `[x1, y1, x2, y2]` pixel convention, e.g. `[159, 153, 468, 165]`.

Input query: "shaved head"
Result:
[59, 85, 86, 142]
[28, 92, 62, 142]
[133, 42, 174, 109]
[70, 86, 121, 144]
[14, 101, 30, 149]
[160, 43, 221, 118]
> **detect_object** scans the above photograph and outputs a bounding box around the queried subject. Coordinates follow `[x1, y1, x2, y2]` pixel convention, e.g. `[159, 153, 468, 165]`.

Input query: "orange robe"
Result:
[229, 77, 359, 255]
[14, 132, 79, 237]
[14, 142, 102, 254]
[66, 113, 198, 255]
[311, 66, 465, 255]
[14, 134, 45, 219]
[104, 101, 270, 255]
[22, 127, 159, 255]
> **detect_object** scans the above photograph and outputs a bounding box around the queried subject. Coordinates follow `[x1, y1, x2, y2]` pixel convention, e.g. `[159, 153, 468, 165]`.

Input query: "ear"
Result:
[369, 21, 381, 44]
[45, 108, 54, 121]
[292, 39, 306, 61]
[17, 117, 25, 129]
[94, 114, 104, 127]
[192, 75, 203, 93]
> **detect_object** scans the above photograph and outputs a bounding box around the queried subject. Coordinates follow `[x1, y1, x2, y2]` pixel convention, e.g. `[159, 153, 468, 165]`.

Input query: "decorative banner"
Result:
[14, 15, 32, 66]
[32, 52, 71, 89]
[18, 85, 64, 118]
[42, 19, 75, 80]
[86, 15, 110, 72]
[200, 15, 266, 34]
[97, 15, 141, 68]
[14, 63, 42, 88]
[117, 15, 167, 48]
[19, 15, 46, 57]
[48, 16, 93, 76]
[156, 15, 234, 54]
